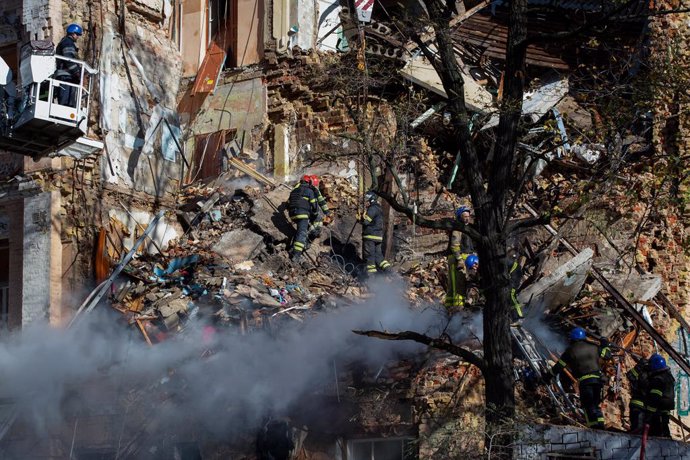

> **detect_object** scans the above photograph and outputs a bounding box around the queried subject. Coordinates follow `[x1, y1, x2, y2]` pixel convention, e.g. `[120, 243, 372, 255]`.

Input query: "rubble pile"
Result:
[105, 185, 328, 343]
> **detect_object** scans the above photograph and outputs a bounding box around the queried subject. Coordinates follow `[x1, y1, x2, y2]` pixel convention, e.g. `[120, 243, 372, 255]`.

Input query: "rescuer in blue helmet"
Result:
[545, 327, 612, 429]
[55, 24, 84, 107]
[644, 353, 675, 438]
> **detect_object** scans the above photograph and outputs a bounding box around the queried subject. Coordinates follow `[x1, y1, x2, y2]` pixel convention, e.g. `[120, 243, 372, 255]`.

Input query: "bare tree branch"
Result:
[353, 329, 487, 371]
[505, 213, 553, 235]
[376, 187, 483, 240]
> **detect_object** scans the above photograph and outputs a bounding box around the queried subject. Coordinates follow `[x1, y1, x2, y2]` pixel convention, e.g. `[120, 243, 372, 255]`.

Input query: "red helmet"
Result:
[302, 174, 312, 184]
[310, 175, 320, 187]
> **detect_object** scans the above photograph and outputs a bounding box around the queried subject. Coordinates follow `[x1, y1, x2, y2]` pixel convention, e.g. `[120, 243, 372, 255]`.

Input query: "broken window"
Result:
[209, 0, 236, 69]
[181, 0, 260, 77]
[347, 437, 416, 460]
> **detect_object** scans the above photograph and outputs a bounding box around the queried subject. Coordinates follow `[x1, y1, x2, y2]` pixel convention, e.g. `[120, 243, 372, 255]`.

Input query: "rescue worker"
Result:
[287, 175, 317, 262]
[444, 253, 478, 309]
[626, 356, 650, 434]
[644, 353, 675, 438]
[464, 254, 483, 306]
[444, 206, 474, 308]
[545, 327, 612, 429]
[307, 175, 330, 242]
[360, 190, 390, 275]
[55, 24, 83, 107]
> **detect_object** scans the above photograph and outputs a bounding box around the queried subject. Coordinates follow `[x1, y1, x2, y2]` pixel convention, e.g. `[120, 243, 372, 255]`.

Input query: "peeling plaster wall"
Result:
[274, 0, 318, 52]
[22, 0, 61, 42]
[99, 9, 184, 197]
[108, 208, 182, 254]
[190, 76, 267, 136]
[293, 0, 316, 51]
[21, 191, 61, 326]
[317, 0, 342, 52]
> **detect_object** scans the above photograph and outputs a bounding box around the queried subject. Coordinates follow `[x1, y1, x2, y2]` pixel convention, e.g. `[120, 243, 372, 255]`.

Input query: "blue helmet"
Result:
[455, 206, 470, 221]
[465, 254, 478, 270]
[650, 353, 667, 371]
[66, 24, 83, 36]
[569, 327, 586, 341]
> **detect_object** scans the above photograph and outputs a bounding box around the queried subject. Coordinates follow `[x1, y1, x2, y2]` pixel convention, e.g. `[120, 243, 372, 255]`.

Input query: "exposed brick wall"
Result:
[265, 53, 359, 171]
[517, 423, 690, 459]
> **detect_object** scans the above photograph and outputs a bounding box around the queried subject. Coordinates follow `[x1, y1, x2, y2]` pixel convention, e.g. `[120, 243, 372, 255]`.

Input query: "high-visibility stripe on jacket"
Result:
[314, 187, 329, 213]
[362, 202, 383, 239]
[288, 181, 317, 219]
[56, 36, 80, 79]
[645, 368, 675, 413]
[551, 340, 610, 380]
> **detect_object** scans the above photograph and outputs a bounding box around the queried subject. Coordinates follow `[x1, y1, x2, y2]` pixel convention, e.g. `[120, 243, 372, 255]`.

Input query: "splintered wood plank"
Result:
[136, 319, 153, 346]
[95, 228, 110, 282]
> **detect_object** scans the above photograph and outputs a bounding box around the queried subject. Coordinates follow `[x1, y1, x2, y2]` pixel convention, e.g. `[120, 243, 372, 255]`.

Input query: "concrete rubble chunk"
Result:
[212, 228, 264, 262]
[519, 248, 594, 312]
[249, 186, 293, 242]
[594, 271, 662, 303]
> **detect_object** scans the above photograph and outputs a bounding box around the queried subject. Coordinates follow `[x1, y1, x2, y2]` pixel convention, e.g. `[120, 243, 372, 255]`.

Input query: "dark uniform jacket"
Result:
[313, 186, 329, 214]
[288, 181, 316, 219]
[627, 359, 650, 407]
[362, 202, 383, 240]
[645, 368, 675, 413]
[55, 36, 80, 80]
[551, 341, 610, 383]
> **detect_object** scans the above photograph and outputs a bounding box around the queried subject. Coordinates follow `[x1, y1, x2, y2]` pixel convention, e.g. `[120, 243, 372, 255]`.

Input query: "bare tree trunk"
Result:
[423, 0, 528, 456]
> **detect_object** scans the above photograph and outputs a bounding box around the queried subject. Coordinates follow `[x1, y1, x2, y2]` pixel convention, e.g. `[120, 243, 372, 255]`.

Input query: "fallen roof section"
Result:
[399, 54, 495, 114]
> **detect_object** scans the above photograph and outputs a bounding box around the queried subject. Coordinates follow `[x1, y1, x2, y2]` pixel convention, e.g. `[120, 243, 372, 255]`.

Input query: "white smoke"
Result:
[0, 278, 475, 446]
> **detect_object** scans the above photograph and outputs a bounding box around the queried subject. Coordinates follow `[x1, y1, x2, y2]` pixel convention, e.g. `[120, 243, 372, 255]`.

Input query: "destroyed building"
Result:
[0, 0, 689, 458]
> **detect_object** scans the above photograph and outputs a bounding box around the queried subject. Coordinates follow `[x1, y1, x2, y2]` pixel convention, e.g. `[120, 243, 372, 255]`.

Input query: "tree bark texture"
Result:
[423, 0, 529, 457]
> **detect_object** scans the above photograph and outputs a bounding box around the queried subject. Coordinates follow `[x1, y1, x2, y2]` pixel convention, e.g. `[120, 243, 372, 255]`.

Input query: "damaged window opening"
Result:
[347, 437, 417, 460]
[209, 0, 236, 69]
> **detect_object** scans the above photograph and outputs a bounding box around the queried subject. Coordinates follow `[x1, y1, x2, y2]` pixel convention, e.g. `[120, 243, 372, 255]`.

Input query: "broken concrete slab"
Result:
[400, 54, 494, 114]
[519, 248, 594, 312]
[249, 186, 293, 243]
[555, 95, 593, 131]
[595, 271, 662, 303]
[212, 228, 264, 261]
[482, 77, 569, 131]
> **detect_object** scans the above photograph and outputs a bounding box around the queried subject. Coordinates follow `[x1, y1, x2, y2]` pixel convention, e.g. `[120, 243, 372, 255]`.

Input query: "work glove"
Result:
[356, 211, 362, 220]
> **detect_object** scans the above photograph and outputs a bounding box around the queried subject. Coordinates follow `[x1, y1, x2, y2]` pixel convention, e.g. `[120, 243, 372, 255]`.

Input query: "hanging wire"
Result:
[325, 226, 359, 276]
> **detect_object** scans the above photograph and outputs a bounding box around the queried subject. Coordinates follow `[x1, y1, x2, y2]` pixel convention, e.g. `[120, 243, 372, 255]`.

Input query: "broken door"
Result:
[188, 130, 235, 182]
